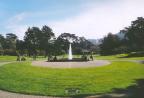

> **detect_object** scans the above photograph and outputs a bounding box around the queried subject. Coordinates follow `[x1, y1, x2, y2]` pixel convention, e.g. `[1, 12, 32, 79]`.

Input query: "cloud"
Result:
[6, 25, 28, 39]
[4, 0, 144, 40]
[5, 12, 29, 39]
[50, 0, 144, 39]
[7, 12, 28, 24]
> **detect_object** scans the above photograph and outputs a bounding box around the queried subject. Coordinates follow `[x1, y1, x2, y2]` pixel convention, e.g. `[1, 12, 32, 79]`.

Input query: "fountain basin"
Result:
[48, 58, 89, 62]
[32, 60, 111, 68]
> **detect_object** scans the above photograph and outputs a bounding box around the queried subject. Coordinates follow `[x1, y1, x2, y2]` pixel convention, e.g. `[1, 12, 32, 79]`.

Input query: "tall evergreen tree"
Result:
[100, 33, 121, 55]
[24, 27, 41, 56]
[122, 17, 144, 52]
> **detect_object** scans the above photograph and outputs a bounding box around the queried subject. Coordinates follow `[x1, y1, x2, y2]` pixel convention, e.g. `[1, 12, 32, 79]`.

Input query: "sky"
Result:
[0, 0, 144, 39]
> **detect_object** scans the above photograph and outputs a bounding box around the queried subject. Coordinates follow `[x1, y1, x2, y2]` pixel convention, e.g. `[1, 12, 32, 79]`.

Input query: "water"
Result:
[68, 43, 73, 60]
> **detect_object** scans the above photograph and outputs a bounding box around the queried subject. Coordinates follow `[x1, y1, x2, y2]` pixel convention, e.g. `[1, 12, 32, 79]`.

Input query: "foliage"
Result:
[122, 17, 144, 52]
[0, 34, 5, 52]
[100, 17, 144, 55]
[16, 40, 26, 55]
[95, 54, 144, 60]
[0, 43, 3, 55]
[41, 25, 55, 56]
[1, 17, 144, 56]
[3, 49, 17, 56]
[57, 33, 94, 55]
[24, 26, 56, 59]
[57, 33, 78, 52]
[126, 52, 144, 57]
[100, 33, 121, 55]
[5, 33, 17, 50]
[24, 27, 42, 56]
[21, 56, 26, 61]
[0, 33, 18, 56]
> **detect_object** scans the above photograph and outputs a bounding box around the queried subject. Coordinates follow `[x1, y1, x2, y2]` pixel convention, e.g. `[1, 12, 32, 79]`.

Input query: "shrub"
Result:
[4, 49, 17, 56]
[17, 56, 21, 61]
[21, 57, 26, 61]
[0, 49, 4, 55]
[127, 52, 144, 57]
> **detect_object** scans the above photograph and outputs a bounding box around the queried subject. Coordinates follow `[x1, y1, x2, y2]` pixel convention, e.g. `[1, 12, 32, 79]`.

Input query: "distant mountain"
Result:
[117, 32, 125, 40]
[87, 32, 125, 45]
[88, 39, 100, 45]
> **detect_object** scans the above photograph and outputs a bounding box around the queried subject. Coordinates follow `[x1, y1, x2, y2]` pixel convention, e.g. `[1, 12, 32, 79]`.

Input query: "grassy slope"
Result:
[0, 56, 16, 62]
[0, 54, 143, 62]
[0, 56, 47, 62]
[59, 54, 144, 60]
[95, 54, 144, 60]
[0, 61, 143, 96]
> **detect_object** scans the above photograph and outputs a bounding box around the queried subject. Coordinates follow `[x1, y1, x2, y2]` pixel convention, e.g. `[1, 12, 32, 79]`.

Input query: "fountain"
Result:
[47, 38, 89, 62]
[68, 43, 73, 60]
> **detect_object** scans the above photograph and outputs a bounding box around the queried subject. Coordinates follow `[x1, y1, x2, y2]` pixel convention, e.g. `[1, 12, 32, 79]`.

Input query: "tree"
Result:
[3, 33, 18, 55]
[100, 33, 121, 55]
[16, 40, 26, 55]
[0, 43, 3, 55]
[57, 33, 94, 55]
[122, 17, 144, 52]
[57, 33, 78, 53]
[24, 27, 41, 57]
[0, 34, 5, 55]
[0, 34, 5, 47]
[24, 26, 55, 60]
[41, 25, 55, 57]
[74, 37, 94, 54]
[5, 33, 17, 49]
[53, 38, 66, 56]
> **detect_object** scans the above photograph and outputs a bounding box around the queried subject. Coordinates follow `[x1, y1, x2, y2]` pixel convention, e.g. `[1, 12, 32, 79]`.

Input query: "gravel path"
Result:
[32, 60, 111, 68]
[0, 90, 127, 98]
[0, 62, 13, 66]
[0, 90, 62, 98]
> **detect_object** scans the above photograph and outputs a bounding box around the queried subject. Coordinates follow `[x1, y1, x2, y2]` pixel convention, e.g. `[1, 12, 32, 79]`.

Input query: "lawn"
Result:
[0, 56, 17, 62]
[0, 54, 143, 62]
[58, 54, 144, 60]
[95, 54, 144, 60]
[0, 56, 47, 62]
[0, 61, 144, 96]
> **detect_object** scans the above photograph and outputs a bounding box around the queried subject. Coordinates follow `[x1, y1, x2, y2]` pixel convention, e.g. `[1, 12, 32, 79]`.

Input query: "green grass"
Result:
[0, 61, 144, 96]
[95, 54, 144, 60]
[57, 54, 81, 59]
[58, 54, 144, 60]
[0, 56, 47, 62]
[0, 56, 17, 62]
[0, 54, 143, 62]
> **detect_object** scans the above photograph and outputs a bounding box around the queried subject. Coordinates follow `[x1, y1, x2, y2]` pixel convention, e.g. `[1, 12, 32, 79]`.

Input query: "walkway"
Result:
[32, 60, 111, 68]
